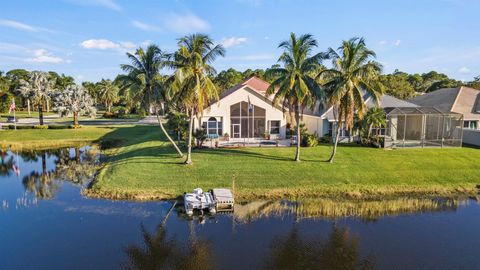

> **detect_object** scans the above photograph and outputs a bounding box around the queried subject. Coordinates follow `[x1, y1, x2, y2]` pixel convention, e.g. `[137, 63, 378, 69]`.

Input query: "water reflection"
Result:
[233, 197, 461, 222]
[1, 147, 98, 200]
[123, 205, 214, 270]
[264, 225, 374, 270]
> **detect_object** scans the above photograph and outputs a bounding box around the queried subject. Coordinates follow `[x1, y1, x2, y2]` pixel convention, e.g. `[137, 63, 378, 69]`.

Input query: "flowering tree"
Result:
[17, 71, 56, 124]
[54, 84, 96, 126]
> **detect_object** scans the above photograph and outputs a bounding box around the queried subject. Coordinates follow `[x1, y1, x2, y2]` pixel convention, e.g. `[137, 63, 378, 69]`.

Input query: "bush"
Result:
[301, 133, 319, 147]
[8, 125, 34, 129]
[102, 111, 115, 118]
[48, 125, 70, 130]
[34, 125, 49, 129]
[319, 134, 332, 143]
[193, 128, 207, 148]
[69, 124, 82, 129]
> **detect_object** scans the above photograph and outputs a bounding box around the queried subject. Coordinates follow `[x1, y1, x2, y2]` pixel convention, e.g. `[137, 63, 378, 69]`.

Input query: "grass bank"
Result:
[86, 125, 480, 200]
[0, 126, 126, 150]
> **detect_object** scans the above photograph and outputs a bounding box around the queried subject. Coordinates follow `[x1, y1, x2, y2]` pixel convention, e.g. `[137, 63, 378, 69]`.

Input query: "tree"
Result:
[97, 79, 119, 112]
[170, 34, 225, 165]
[54, 84, 96, 126]
[82, 81, 99, 105]
[17, 71, 56, 125]
[379, 73, 416, 99]
[214, 68, 243, 91]
[467, 75, 480, 90]
[318, 37, 384, 163]
[357, 107, 386, 144]
[118, 44, 184, 158]
[266, 33, 323, 162]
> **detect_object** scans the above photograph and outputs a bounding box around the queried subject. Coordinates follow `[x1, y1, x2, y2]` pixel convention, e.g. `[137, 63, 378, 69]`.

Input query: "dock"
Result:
[212, 188, 234, 212]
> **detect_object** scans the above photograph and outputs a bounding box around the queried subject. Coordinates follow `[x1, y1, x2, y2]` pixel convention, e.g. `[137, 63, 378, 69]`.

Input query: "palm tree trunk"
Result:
[328, 120, 342, 163]
[38, 104, 44, 126]
[185, 109, 194, 165]
[156, 114, 184, 158]
[27, 99, 31, 115]
[46, 99, 50, 113]
[294, 106, 301, 162]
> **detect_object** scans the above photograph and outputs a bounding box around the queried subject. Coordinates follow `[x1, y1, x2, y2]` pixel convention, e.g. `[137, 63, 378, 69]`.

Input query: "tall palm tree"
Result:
[266, 33, 323, 162]
[118, 44, 184, 157]
[17, 71, 56, 125]
[170, 34, 225, 165]
[97, 79, 119, 113]
[318, 37, 383, 163]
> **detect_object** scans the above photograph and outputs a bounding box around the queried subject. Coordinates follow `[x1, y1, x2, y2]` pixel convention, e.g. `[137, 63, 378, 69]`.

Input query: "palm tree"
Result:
[97, 79, 119, 113]
[362, 107, 386, 143]
[17, 71, 56, 125]
[118, 44, 184, 157]
[266, 33, 323, 162]
[318, 37, 383, 163]
[170, 34, 225, 165]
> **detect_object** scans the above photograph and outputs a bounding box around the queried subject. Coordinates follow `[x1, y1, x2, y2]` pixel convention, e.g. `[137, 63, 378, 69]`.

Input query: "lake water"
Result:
[1, 147, 480, 269]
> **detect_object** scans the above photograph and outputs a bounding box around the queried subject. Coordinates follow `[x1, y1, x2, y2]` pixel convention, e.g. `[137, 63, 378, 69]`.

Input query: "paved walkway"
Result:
[2, 115, 159, 126]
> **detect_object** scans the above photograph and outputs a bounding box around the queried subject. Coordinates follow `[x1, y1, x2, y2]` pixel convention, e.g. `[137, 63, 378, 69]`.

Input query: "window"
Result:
[230, 101, 266, 138]
[270, 121, 280, 134]
[464, 121, 478, 130]
[205, 117, 222, 136]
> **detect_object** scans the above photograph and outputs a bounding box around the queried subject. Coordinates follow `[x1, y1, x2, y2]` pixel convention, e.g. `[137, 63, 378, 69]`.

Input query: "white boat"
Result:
[184, 188, 216, 216]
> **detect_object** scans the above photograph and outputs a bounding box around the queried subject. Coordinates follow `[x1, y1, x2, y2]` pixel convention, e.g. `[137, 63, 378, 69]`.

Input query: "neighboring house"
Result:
[195, 76, 419, 142]
[410, 86, 480, 130]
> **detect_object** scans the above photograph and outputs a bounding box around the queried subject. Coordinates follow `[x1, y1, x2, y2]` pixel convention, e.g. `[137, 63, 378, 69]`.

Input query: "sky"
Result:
[0, 0, 479, 82]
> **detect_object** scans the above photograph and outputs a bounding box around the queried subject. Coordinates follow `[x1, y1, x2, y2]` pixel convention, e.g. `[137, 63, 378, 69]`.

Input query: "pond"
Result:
[1, 147, 480, 269]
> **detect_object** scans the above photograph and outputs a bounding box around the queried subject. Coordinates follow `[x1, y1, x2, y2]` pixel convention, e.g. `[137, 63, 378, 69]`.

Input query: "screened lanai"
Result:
[385, 107, 464, 148]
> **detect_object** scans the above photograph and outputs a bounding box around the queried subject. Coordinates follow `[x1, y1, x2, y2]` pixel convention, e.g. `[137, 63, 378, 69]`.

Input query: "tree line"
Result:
[1, 33, 479, 164]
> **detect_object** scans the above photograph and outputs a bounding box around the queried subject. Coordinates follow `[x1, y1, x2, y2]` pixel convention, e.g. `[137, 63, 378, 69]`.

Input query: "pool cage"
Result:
[384, 107, 464, 148]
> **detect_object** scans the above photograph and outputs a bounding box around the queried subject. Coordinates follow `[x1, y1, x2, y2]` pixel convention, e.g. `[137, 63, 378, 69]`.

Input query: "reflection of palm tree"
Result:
[53, 147, 97, 185]
[0, 151, 15, 176]
[264, 225, 374, 270]
[123, 202, 214, 270]
[22, 151, 57, 199]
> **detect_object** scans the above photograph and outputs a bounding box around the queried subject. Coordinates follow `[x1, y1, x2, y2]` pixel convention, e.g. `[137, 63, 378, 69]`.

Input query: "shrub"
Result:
[193, 128, 207, 148]
[302, 133, 319, 147]
[69, 124, 82, 129]
[319, 134, 332, 143]
[102, 111, 115, 118]
[34, 125, 49, 129]
[48, 125, 70, 130]
[8, 125, 34, 129]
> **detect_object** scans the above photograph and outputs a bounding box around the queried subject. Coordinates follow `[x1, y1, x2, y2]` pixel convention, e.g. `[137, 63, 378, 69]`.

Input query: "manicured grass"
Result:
[87, 125, 480, 200]
[0, 126, 126, 150]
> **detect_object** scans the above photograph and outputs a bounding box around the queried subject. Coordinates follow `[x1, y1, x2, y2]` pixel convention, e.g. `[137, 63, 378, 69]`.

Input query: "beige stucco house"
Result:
[410, 86, 480, 130]
[195, 76, 417, 141]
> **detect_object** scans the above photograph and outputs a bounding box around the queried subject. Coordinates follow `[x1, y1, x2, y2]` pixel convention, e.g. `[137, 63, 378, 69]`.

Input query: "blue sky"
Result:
[0, 0, 479, 82]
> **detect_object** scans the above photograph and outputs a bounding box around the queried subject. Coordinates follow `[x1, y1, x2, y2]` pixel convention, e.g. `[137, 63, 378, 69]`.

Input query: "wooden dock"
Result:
[212, 188, 234, 212]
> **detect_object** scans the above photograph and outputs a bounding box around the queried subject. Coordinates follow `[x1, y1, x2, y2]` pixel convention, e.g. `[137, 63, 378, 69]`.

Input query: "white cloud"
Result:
[165, 13, 209, 33]
[131, 20, 160, 32]
[27, 49, 69, 64]
[68, 0, 122, 11]
[221, 37, 247, 48]
[120, 41, 136, 50]
[0, 19, 39, 32]
[81, 39, 119, 49]
[379, 40, 388, 46]
[458, 66, 471, 74]
[394, 40, 401, 46]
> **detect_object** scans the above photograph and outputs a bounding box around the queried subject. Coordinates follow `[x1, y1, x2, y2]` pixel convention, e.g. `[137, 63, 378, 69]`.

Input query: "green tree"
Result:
[214, 68, 243, 90]
[170, 34, 225, 165]
[17, 71, 56, 125]
[266, 33, 323, 162]
[379, 73, 416, 99]
[318, 37, 384, 163]
[97, 79, 119, 112]
[53, 84, 96, 125]
[118, 44, 184, 157]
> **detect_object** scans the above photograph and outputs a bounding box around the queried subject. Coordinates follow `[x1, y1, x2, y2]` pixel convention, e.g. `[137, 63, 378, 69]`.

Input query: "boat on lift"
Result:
[183, 188, 235, 216]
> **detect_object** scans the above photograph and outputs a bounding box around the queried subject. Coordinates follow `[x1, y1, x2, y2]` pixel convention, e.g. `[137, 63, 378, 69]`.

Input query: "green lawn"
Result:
[85, 125, 480, 200]
[0, 126, 125, 149]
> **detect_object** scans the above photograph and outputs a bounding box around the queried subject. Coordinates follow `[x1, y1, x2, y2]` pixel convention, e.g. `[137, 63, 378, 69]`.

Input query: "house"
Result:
[195, 76, 425, 143]
[410, 86, 480, 130]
